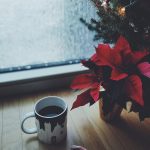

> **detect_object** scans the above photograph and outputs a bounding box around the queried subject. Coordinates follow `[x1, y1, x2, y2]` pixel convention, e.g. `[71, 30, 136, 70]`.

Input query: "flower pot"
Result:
[99, 100, 123, 122]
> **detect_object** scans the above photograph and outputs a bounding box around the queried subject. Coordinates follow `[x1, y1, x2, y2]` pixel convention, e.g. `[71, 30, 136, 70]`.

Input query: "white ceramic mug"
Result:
[21, 96, 68, 144]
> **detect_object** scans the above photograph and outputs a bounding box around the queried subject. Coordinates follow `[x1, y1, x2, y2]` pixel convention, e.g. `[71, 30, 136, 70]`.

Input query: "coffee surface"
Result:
[38, 106, 64, 117]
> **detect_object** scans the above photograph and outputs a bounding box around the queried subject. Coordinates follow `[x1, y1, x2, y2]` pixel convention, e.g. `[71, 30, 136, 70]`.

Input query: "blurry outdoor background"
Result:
[0, 0, 99, 72]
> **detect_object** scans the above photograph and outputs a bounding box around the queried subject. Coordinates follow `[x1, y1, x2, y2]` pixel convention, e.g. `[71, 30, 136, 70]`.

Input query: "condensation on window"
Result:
[0, 0, 99, 72]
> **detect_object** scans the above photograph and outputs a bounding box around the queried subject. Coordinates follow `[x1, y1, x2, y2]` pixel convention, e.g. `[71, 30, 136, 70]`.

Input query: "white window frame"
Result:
[0, 64, 89, 97]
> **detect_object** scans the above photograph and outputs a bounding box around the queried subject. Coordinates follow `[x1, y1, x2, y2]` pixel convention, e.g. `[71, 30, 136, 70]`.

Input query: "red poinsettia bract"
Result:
[124, 75, 144, 106]
[137, 62, 150, 78]
[71, 36, 149, 110]
[94, 36, 149, 80]
[71, 74, 101, 110]
[92, 36, 149, 106]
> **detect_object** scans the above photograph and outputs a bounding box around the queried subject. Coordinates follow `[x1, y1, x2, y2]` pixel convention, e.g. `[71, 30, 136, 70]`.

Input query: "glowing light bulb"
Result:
[121, 7, 125, 13]
[118, 7, 126, 16]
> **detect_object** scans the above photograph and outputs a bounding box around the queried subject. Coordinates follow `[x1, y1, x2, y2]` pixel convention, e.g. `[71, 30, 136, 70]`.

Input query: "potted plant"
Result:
[71, 0, 150, 122]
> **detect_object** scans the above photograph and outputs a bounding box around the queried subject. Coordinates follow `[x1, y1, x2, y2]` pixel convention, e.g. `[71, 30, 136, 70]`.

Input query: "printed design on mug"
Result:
[35, 110, 67, 144]
[36, 109, 67, 131]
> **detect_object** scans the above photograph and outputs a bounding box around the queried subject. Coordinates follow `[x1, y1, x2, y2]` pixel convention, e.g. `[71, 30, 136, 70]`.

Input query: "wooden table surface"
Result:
[0, 88, 150, 150]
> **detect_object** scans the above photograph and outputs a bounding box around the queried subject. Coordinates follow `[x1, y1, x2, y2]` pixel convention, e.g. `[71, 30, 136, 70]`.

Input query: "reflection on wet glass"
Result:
[0, 0, 99, 71]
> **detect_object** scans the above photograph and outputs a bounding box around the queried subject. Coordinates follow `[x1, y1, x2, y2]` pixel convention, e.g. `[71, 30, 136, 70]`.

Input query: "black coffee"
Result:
[38, 106, 64, 117]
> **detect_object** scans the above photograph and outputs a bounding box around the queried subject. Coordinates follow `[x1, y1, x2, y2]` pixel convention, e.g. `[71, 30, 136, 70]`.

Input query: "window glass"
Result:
[0, 0, 98, 73]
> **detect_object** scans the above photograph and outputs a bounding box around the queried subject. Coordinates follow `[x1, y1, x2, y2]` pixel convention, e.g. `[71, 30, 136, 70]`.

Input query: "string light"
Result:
[118, 0, 138, 16]
[118, 6, 126, 16]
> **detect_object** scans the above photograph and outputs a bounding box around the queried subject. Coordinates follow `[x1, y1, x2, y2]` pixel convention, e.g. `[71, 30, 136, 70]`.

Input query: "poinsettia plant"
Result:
[71, 36, 150, 120]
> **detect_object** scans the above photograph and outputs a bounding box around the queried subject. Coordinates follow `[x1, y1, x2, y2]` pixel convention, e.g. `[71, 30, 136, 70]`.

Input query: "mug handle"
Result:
[21, 112, 37, 134]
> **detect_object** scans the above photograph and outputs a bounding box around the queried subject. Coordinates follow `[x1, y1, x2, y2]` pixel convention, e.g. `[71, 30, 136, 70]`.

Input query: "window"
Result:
[0, 0, 99, 96]
[0, 0, 98, 73]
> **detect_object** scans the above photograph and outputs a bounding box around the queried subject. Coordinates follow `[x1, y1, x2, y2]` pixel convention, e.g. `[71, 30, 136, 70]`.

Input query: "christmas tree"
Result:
[81, 0, 150, 51]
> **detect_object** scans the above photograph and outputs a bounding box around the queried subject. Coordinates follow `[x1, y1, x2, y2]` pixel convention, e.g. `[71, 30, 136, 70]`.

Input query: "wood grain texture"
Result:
[2, 97, 22, 150]
[0, 89, 150, 150]
[0, 100, 3, 150]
